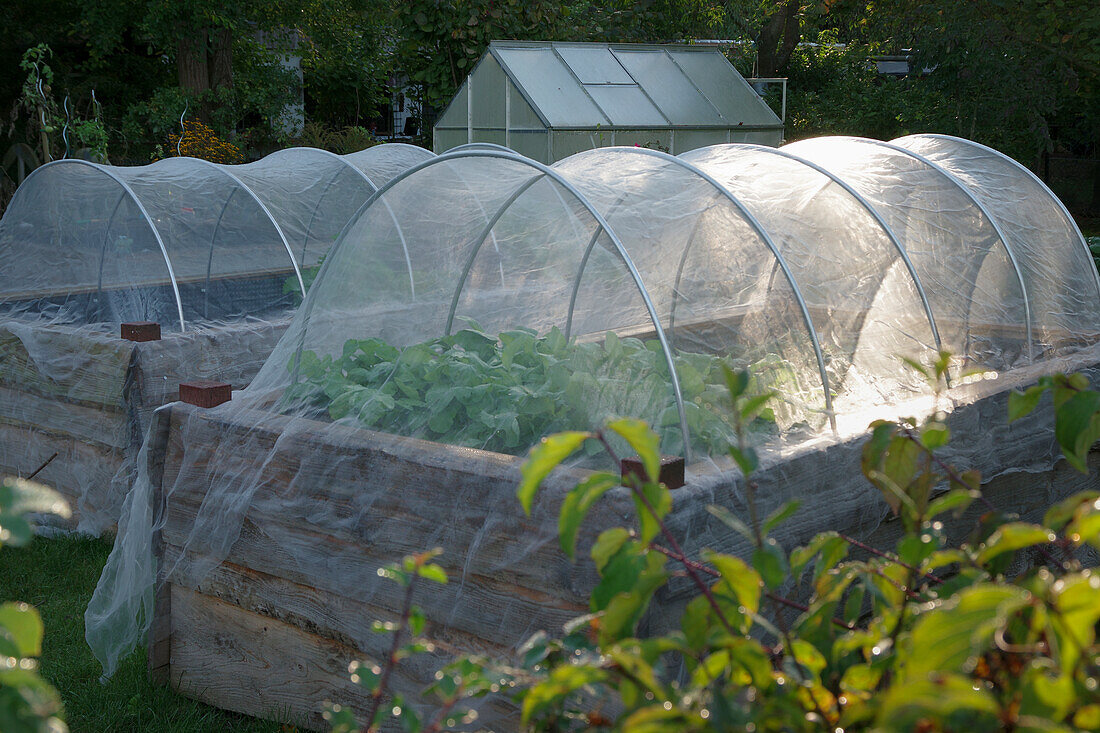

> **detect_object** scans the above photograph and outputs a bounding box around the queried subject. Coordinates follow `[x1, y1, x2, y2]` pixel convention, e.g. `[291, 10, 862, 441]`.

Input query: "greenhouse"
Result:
[84, 134, 1100, 728]
[433, 41, 785, 163]
[0, 143, 436, 330]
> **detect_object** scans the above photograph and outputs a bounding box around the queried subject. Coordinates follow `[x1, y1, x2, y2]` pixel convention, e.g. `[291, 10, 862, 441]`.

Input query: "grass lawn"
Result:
[0, 534, 296, 733]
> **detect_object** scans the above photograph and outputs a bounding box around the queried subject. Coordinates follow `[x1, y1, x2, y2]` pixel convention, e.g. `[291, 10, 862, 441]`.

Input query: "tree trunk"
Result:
[177, 30, 210, 93]
[1091, 126, 1100, 217]
[209, 28, 234, 90]
[756, 0, 801, 77]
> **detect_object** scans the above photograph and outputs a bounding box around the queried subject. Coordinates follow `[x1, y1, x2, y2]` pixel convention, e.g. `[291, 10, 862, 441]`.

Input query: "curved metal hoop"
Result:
[897, 133, 1100, 305]
[598, 144, 838, 431]
[293, 147, 695, 460]
[161, 157, 305, 298]
[13, 159, 187, 330]
[813, 136, 1035, 362]
[730, 143, 945, 361]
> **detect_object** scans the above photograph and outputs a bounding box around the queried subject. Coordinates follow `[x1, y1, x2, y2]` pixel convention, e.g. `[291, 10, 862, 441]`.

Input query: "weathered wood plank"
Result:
[0, 385, 131, 451]
[168, 586, 518, 732]
[158, 507, 587, 647]
[0, 324, 134, 408]
[158, 404, 616, 598]
[161, 544, 518, 663]
[0, 420, 125, 526]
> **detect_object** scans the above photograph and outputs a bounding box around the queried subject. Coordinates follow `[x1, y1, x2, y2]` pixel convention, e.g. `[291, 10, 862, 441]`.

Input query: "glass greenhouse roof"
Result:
[489, 41, 782, 129]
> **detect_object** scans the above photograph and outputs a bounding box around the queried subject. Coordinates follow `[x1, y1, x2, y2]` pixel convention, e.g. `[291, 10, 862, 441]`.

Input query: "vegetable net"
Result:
[0, 144, 436, 330]
[0, 144, 435, 533]
[86, 136, 1100, 708]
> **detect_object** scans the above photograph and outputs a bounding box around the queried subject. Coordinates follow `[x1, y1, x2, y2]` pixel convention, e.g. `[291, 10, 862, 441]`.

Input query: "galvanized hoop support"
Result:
[170, 157, 305, 300]
[295, 148, 695, 461]
[610, 144, 838, 432]
[444, 173, 547, 335]
[843, 136, 1034, 362]
[22, 159, 187, 331]
[735, 143, 945, 365]
[904, 133, 1100, 307]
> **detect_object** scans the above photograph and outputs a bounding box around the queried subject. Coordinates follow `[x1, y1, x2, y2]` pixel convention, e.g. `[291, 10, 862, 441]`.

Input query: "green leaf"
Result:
[703, 550, 763, 618]
[1, 478, 70, 519]
[591, 528, 631, 573]
[634, 478, 672, 546]
[904, 584, 1029, 679]
[518, 431, 592, 515]
[751, 538, 788, 590]
[790, 531, 848, 582]
[0, 602, 43, 657]
[1050, 573, 1100, 671]
[728, 445, 758, 476]
[707, 504, 756, 545]
[415, 563, 447, 584]
[920, 421, 950, 449]
[928, 488, 977, 518]
[607, 419, 661, 484]
[877, 673, 999, 727]
[1054, 390, 1100, 472]
[722, 364, 750, 400]
[763, 499, 801, 534]
[976, 522, 1055, 565]
[599, 553, 669, 643]
[521, 665, 608, 726]
[1043, 491, 1099, 531]
[559, 472, 618, 561]
[1008, 384, 1047, 422]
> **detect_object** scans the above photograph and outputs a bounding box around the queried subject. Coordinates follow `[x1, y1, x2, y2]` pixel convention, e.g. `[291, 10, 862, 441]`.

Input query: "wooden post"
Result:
[146, 406, 174, 685]
[621, 455, 686, 489]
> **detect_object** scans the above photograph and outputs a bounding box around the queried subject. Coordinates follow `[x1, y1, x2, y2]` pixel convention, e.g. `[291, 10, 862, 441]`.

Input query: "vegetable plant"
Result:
[284, 325, 790, 457]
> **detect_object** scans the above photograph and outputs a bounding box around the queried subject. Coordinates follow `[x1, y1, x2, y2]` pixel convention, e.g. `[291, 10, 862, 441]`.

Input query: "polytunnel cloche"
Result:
[224, 132, 1100, 465]
[0, 143, 436, 330]
[84, 133, 1100, 685]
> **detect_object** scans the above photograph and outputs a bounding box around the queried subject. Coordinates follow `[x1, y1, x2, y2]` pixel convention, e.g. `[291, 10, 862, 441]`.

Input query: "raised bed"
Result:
[0, 316, 289, 533]
[139, 340, 1100, 730]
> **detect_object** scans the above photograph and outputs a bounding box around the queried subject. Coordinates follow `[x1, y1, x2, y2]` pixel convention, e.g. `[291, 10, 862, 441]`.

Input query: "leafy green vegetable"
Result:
[283, 326, 784, 457]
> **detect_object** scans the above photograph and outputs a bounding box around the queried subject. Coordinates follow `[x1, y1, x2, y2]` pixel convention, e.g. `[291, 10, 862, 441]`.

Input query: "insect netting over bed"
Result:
[85, 136, 1100, 684]
[0, 145, 436, 331]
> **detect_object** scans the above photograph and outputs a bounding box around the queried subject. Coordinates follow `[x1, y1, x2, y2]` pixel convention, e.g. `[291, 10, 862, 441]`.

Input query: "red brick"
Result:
[179, 381, 232, 408]
[121, 321, 161, 342]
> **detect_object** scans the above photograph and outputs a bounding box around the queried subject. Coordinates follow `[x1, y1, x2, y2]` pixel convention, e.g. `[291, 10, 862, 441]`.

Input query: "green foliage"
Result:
[336, 363, 1100, 732]
[0, 477, 70, 733]
[285, 326, 782, 457]
[325, 549, 497, 732]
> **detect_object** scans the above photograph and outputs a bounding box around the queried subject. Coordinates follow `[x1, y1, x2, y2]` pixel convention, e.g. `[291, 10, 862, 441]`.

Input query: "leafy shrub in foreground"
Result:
[0, 477, 70, 733]
[333, 359, 1100, 732]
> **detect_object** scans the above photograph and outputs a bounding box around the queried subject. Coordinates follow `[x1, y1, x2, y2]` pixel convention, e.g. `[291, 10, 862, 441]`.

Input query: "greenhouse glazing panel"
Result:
[494, 47, 609, 127]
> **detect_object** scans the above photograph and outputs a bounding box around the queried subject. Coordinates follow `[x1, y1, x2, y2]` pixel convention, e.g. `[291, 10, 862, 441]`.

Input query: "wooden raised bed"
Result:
[142, 340, 1100, 730]
[0, 318, 289, 532]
